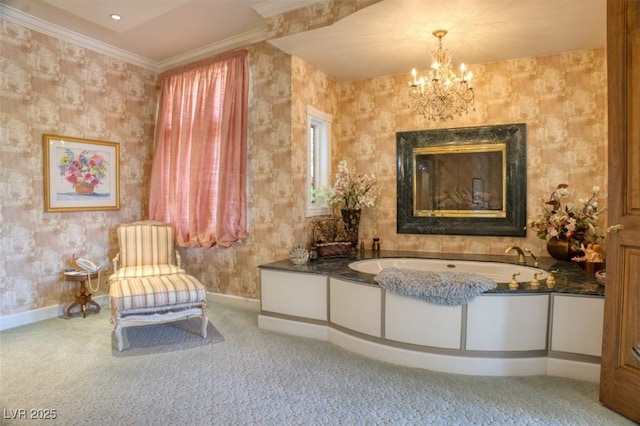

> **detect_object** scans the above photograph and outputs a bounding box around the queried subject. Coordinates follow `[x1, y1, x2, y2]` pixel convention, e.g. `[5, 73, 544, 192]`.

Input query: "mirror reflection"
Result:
[414, 144, 506, 217]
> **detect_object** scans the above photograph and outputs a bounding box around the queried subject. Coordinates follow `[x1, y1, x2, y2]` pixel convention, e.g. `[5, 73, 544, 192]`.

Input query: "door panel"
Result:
[621, 249, 639, 370]
[600, 0, 640, 421]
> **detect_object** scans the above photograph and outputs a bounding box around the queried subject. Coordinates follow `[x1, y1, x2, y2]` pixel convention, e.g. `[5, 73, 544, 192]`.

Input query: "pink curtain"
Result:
[149, 50, 248, 248]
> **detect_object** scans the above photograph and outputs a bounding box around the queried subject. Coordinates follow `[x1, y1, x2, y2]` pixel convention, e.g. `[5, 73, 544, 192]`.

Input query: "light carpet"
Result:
[0, 300, 634, 425]
[110, 318, 224, 358]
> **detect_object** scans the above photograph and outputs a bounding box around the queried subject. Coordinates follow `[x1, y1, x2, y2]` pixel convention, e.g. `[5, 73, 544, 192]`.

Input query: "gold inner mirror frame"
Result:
[412, 143, 507, 218]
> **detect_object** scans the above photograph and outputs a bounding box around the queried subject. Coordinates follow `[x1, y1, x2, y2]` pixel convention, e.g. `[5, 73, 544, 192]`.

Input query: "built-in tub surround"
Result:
[258, 251, 604, 382]
[349, 258, 549, 282]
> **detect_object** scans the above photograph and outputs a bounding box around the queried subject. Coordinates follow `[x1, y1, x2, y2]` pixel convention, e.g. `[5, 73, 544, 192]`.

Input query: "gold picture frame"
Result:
[43, 134, 120, 212]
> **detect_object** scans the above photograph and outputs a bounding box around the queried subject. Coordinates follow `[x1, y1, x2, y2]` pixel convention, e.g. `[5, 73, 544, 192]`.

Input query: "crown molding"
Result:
[158, 27, 266, 72]
[1, 3, 268, 74]
[0, 3, 160, 72]
[253, 0, 323, 18]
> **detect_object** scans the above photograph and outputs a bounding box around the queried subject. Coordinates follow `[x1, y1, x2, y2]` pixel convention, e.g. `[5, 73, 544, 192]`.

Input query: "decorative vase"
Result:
[289, 245, 309, 265]
[74, 182, 95, 195]
[546, 238, 583, 261]
[546, 238, 569, 260]
[341, 208, 361, 248]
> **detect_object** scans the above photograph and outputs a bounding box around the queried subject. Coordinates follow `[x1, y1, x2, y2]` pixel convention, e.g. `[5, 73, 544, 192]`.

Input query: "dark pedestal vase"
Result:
[341, 209, 361, 248]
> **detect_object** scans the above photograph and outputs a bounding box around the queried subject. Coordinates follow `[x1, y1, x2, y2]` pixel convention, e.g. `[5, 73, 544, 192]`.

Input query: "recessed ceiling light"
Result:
[110, 14, 122, 21]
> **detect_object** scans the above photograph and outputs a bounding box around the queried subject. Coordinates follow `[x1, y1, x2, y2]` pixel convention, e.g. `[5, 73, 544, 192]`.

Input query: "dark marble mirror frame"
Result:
[396, 123, 527, 236]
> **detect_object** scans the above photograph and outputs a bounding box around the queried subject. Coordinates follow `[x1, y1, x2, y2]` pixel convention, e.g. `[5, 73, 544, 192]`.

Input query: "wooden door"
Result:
[600, 0, 640, 421]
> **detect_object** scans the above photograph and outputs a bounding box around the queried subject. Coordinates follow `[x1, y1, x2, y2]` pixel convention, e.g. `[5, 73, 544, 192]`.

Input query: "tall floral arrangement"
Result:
[527, 184, 604, 250]
[59, 149, 108, 188]
[321, 160, 380, 210]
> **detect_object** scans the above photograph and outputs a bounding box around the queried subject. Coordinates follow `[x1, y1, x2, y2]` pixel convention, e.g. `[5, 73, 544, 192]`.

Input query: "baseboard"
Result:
[0, 292, 259, 331]
[258, 314, 329, 340]
[207, 292, 260, 312]
[257, 314, 601, 382]
[328, 327, 550, 377]
[0, 295, 109, 331]
[547, 357, 601, 383]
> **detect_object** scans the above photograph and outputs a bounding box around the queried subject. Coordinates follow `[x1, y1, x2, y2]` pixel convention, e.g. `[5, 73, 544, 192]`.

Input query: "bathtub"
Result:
[348, 258, 549, 282]
[259, 254, 603, 382]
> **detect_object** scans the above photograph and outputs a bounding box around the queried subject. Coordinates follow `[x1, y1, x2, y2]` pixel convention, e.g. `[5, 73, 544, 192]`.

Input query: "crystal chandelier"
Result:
[408, 30, 475, 121]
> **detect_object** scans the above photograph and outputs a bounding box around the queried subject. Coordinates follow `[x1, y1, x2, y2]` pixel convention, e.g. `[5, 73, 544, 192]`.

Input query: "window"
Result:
[307, 106, 332, 217]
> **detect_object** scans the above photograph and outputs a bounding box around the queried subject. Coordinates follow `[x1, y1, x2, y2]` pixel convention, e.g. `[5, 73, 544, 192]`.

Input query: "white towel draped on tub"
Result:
[373, 267, 497, 306]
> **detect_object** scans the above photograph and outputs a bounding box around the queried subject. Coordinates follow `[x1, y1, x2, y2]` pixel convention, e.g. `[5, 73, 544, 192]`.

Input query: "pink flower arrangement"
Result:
[58, 149, 108, 188]
[527, 184, 603, 250]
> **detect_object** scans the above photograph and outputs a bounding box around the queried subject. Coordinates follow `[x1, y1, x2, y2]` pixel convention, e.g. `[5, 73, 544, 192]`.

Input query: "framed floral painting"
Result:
[43, 134, 120, 212]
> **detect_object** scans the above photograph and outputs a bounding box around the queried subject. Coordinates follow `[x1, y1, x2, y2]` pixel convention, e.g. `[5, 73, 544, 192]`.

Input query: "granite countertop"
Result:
[258, 250, 604, 296]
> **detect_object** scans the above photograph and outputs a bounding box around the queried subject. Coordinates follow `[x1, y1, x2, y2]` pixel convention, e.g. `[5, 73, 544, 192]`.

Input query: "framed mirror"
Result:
[397, 123, 526, 236]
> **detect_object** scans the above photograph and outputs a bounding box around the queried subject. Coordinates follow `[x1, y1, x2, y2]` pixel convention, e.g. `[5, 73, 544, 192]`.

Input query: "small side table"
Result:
[64, 271, 101, 318]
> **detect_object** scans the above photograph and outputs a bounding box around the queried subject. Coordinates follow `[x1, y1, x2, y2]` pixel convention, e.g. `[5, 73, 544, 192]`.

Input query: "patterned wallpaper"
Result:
[0, 19, 157, 315]
[338, 49, 607, 256]
[0, 14, 607, 315]
[266, 0, 382, 39]
[196, 46, 606, 299]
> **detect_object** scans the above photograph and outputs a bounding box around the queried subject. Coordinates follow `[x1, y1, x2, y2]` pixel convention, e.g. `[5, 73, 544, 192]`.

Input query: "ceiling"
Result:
[0, 0, 606, 81]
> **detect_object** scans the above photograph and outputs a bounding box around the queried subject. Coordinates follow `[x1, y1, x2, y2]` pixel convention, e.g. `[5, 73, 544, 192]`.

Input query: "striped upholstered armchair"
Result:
[108, 221, 208, 351]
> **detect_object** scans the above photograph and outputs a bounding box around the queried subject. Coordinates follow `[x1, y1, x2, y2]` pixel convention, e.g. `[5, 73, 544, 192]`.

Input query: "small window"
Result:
[307, 106, 332, 217]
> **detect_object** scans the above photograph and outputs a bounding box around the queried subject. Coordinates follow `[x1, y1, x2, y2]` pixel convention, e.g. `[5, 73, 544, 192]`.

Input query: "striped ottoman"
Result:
[109, 274, 208, 351]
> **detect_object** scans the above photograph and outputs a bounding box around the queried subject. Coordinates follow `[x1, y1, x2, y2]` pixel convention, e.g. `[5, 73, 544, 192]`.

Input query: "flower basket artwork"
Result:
[59, 149, 108, 195]
[319, 161, 380, 248]
[43, 134, 120, 212]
